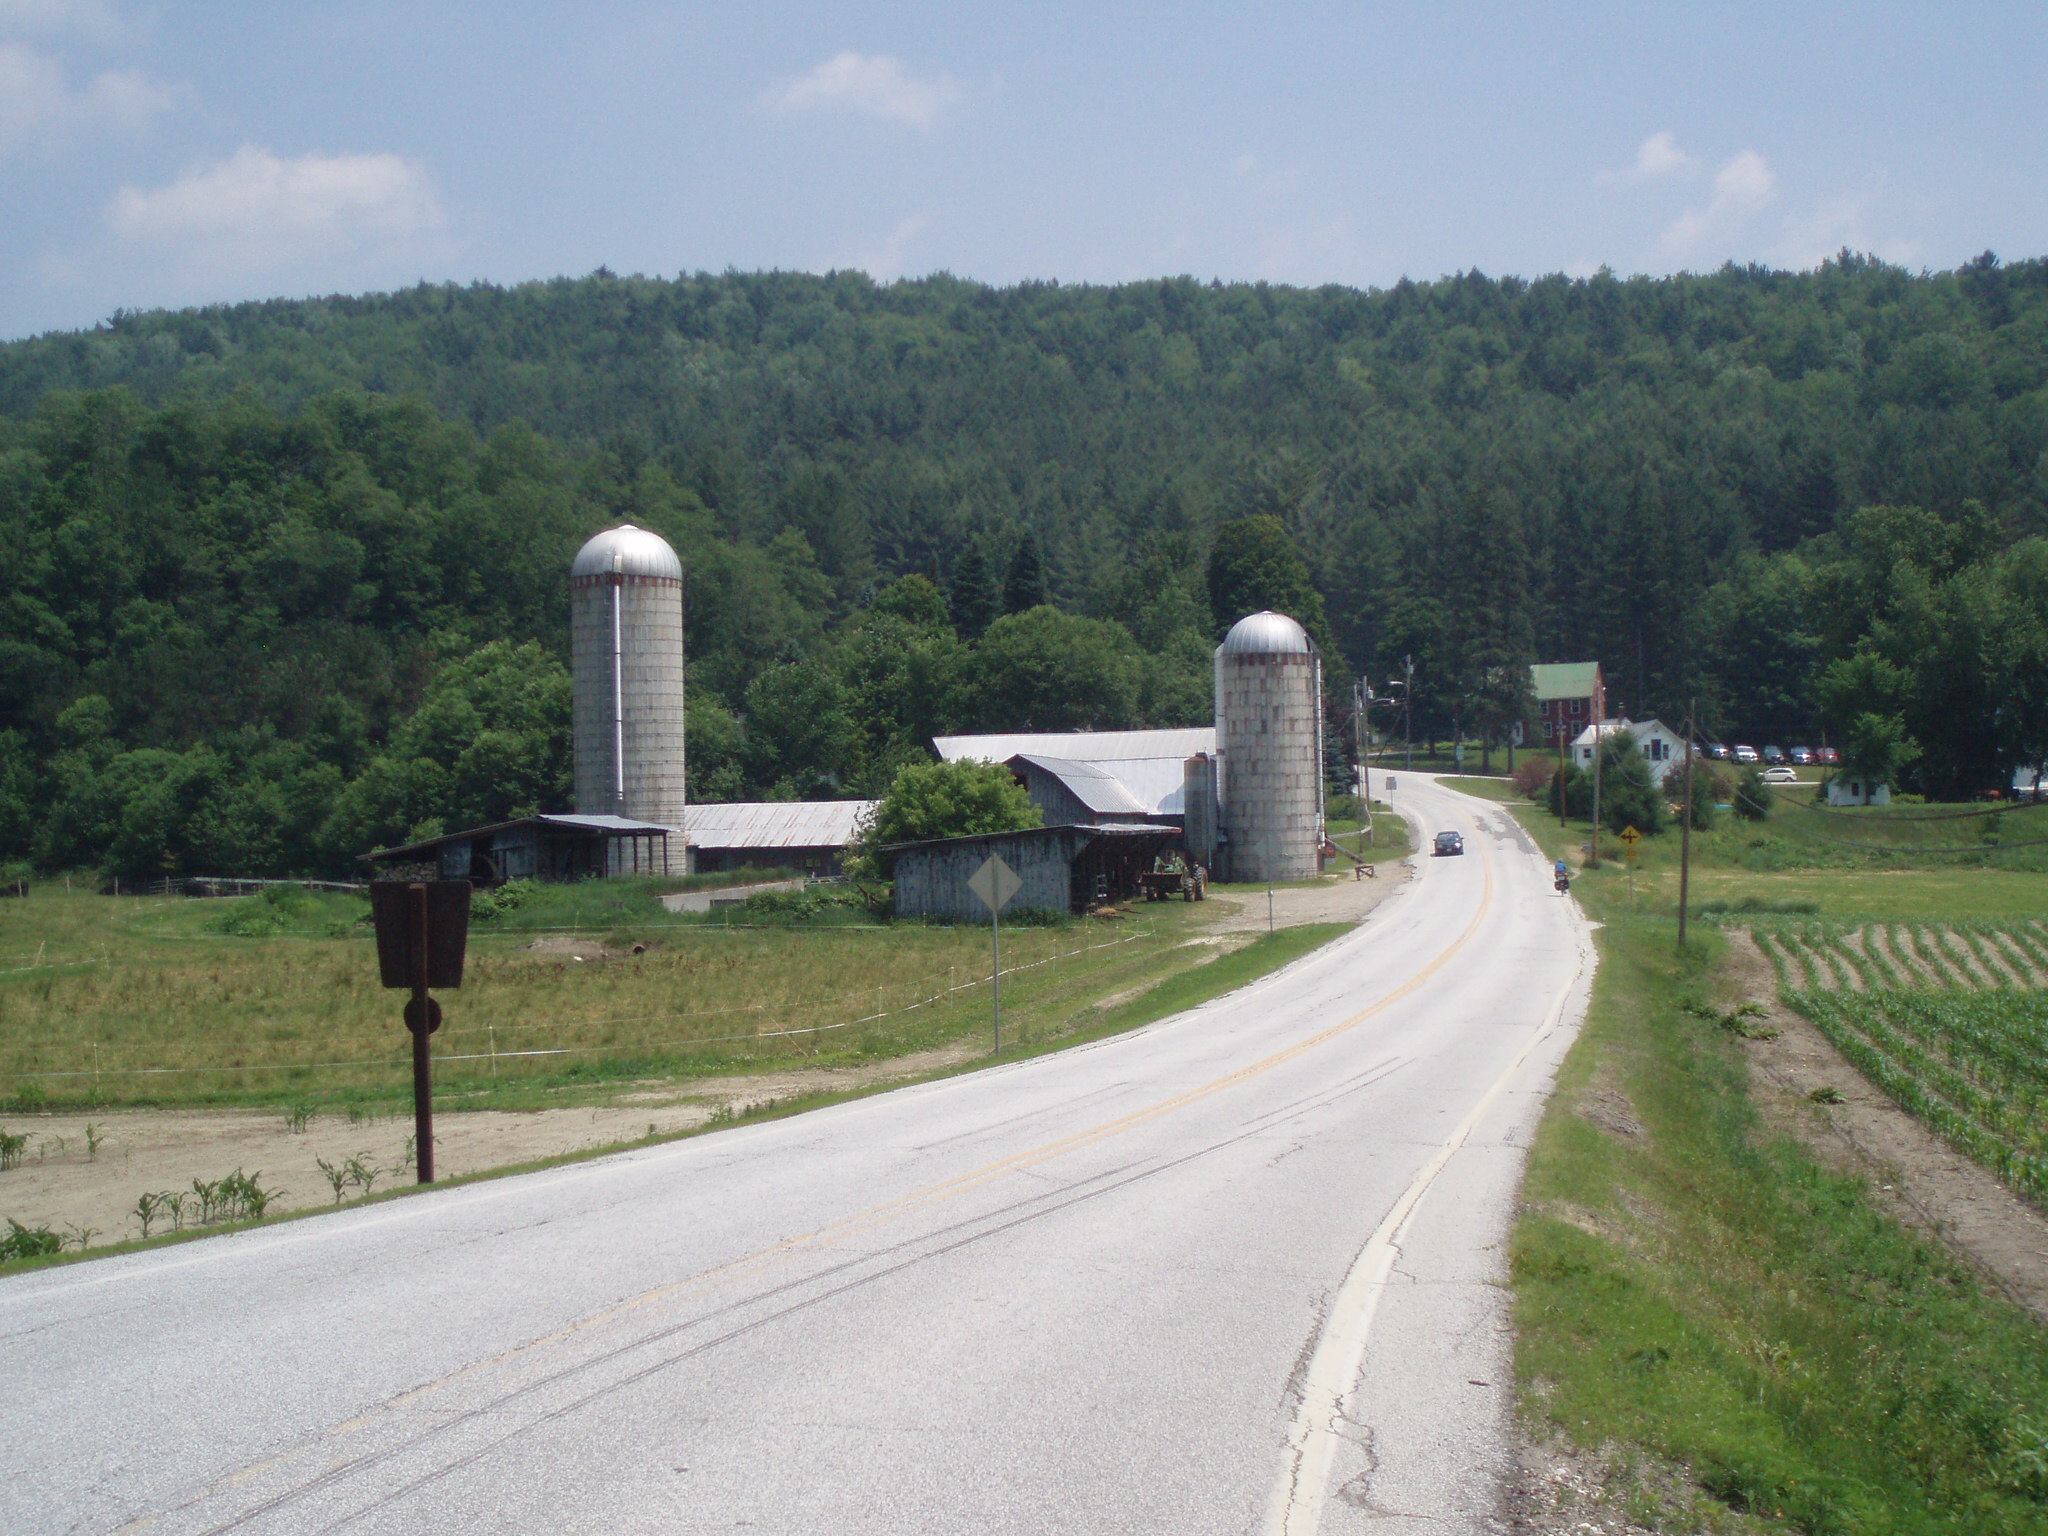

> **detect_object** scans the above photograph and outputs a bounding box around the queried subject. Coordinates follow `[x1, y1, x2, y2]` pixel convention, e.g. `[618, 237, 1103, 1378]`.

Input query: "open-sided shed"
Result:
[362, 814, 674, 885]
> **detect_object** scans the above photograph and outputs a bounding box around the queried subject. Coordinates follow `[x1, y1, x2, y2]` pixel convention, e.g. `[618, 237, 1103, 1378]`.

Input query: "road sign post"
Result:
[1618, 825, 1642, 910]
[369, 880, 470, 1183]
[966, 854, 1022, 1054]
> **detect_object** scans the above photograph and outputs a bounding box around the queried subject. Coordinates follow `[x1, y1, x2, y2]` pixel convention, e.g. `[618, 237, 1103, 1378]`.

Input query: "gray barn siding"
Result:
[892, 829, 1090, 921]
[1016, 765, 1094, 828]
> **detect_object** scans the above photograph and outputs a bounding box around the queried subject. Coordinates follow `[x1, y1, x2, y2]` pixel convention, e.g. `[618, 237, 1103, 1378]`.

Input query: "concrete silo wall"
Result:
[1217, 650, 1323, 882]
[571, 572, 686, 826]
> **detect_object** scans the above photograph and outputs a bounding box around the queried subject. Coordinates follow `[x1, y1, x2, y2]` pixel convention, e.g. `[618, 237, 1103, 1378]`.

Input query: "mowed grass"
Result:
[0, 884, 1235, 1110]
[1441, 779, 2048, 1531]
[1458, 779, 2048, 921]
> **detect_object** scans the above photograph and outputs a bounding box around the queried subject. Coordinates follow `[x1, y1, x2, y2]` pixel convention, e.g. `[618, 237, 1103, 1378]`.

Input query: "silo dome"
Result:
[571, 524, 684, 582]
[1214, 609, 1324, 882]
[570, 525, 687, 846]
[1219, 610, 1315, 657]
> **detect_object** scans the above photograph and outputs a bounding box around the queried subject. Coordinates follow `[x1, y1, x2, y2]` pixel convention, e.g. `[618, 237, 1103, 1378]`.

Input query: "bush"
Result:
[206, 884, 319, 936]
[470, 879, 538, 920]
[1734, 765, 1772, 821]
[0, 1218, 63, 1261]
[1511, 757, 1559, 798]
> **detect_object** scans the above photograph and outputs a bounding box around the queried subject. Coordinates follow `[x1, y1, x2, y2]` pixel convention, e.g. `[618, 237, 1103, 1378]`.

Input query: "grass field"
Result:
[1442, 778, 2048, 1533]
[0, 881, 1252, 1111]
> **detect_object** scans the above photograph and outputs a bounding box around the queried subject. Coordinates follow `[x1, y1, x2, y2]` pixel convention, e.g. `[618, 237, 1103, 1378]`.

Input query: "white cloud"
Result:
[1660, 149, 1776, 255]
[767, 52, 958, 130]
[106, 146, 447, 275]
[0, 41, 169, 152]
[1632, 131, 1691, 179]
[848, 214, 929, 280]
[1603, 130, 1694, 184]
[1254, 219, 1371, 284]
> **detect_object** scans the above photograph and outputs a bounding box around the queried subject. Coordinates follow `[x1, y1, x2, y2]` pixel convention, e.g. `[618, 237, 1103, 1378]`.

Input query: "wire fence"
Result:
[0, 926, 1159, 1091]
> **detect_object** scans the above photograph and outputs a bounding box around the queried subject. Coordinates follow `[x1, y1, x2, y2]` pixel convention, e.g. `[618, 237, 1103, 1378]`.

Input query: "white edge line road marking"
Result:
[1261, 917, 1591, 1536]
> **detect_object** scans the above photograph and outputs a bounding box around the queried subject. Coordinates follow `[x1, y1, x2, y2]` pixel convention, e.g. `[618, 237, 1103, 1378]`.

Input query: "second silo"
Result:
[1216, 610, 1323, 882]
[570, 524, 686, 831]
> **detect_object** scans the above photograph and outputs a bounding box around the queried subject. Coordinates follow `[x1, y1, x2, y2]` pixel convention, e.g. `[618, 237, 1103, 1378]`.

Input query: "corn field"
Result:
[1751, 921, 2048, 1208]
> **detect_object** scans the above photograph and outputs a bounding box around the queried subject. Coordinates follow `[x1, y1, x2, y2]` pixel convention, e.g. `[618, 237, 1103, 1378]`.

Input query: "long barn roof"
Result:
[935, 728, 1214, 817]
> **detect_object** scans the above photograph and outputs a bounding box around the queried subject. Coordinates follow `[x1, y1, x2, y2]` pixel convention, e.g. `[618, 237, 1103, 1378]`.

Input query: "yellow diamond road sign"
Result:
[1618, 824, 1642, 858]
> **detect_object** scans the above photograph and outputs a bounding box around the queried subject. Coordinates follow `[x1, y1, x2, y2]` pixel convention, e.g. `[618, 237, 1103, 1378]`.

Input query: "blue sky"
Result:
[2, 1, 2044, 340]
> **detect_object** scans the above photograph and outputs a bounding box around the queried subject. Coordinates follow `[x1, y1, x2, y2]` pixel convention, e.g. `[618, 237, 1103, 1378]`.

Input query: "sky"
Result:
[3, 1, 2046, 341]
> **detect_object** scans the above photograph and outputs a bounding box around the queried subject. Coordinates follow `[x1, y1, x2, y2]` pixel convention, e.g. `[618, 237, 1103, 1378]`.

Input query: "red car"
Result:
[1817, 746, 1840, 766]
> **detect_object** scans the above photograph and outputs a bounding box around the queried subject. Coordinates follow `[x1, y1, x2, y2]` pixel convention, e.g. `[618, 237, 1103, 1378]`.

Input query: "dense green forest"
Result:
[3, 254, 2046, 878]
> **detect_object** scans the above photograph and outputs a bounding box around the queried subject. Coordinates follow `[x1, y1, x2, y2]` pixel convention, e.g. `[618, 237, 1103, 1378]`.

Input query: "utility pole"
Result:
[1588, 716, 1605, 869]
[1679, 699, 1696, 949]
[1355, 680, 1374, 843]
[1402, 654, 1415, 773]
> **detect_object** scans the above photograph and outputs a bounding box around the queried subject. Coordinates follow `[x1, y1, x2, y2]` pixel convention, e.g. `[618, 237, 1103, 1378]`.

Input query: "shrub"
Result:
[1734, 765, 1772, 821]
[470, 879, 538, 920]
[0, 1219, 62, 1261]
[1510, 757, 1559, 798]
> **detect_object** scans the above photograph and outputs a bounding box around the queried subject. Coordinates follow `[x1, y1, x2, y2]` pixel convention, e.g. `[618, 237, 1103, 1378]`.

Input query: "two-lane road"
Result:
[3, 775, 1592, 1535]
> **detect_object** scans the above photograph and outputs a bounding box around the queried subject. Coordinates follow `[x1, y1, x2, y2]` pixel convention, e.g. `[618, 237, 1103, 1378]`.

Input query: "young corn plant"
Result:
[315, 1157, 350, 1205]
[0, 1129, 27, 1170]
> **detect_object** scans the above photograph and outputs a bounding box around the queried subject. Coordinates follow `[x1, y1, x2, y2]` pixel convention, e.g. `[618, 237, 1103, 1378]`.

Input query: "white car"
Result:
[1760, 765, 1799, 783]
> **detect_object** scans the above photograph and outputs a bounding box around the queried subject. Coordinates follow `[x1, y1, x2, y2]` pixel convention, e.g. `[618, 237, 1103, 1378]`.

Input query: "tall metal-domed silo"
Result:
[570, 525, 686, 833]
[1215, 610, 1324, 882]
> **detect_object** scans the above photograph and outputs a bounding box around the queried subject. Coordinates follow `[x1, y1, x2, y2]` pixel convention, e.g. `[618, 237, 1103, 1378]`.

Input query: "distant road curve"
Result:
[2, 774, 1592, 1536]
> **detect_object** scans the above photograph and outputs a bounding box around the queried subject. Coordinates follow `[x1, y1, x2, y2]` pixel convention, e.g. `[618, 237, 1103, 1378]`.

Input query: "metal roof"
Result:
[364, 813, 672, 862]
[936, 729, 1214, 817]
[937, 728, 1214, 763]
[1218, 610, 1315, 656]
[880, 822, 1175, 853]
[1530, 661, 1601, 700]
[1008, 754, 1152, 817]
[570, 524, 683, 581]
[681, 800, 875, 850]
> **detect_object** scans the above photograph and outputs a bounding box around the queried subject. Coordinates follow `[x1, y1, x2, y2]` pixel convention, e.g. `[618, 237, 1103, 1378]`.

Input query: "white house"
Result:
[1570, 718, 1692, 784]
[1826, 776, 1892, 807]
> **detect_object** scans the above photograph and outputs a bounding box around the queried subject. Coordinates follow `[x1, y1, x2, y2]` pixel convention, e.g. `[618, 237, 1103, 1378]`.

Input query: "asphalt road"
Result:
[3, 775, 1593, 1536]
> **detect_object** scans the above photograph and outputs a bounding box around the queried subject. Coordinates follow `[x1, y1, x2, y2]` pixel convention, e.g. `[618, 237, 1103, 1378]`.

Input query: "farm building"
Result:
[363, 814, 677, 885]
[680, 800, 875, 875]
[889, 824, 1180, 921]
[935, 729, 1214, 820]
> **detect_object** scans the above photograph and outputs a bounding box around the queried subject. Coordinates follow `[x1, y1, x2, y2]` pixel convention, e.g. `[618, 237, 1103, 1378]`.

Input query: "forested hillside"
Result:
[3, 255, 2046, 878]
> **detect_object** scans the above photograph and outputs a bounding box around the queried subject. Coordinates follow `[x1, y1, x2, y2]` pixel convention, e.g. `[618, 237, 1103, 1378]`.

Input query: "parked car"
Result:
[1789, 745, 1815, 766]
[1817, 746, 1840, 765]
[1702, 740, 1730, 761]
[1760, 765, 1799, 783]
[1733, 744, 1759, 763]
[1432, 831, 1464, 857]
[1762, 745, 1785, 764]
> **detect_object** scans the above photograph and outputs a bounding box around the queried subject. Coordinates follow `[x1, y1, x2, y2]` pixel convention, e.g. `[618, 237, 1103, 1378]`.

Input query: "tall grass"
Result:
[0, 886, 1209, 1107]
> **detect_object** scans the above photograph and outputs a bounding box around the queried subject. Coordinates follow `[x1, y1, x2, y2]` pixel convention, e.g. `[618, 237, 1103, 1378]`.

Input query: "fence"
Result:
[0, 926, 1160, 1095]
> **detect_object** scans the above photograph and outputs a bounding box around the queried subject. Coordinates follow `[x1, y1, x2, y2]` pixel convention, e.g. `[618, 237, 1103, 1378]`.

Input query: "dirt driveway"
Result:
[1201, 861, 1414, 932]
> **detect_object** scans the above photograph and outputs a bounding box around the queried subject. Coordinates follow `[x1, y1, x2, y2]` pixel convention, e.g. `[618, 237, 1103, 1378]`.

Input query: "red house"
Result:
[1529, 662, 1606, 750]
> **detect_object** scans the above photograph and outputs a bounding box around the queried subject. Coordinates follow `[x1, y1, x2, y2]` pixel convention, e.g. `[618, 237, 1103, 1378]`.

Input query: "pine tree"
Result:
[948, 548, 1000, 640]
[1003, 534, 1049, 614]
